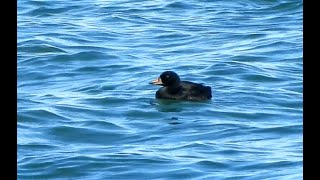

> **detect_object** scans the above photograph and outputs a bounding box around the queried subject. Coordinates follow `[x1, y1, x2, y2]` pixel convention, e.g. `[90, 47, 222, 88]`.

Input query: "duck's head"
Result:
[150, 71, 181, 87]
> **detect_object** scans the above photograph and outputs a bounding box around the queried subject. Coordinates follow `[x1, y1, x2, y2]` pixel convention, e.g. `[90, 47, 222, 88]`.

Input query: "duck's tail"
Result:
[206, 86, 212, 99]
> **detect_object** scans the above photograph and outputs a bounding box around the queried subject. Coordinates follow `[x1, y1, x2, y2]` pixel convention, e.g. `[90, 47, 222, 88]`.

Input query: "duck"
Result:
[149, 71, 212, 101]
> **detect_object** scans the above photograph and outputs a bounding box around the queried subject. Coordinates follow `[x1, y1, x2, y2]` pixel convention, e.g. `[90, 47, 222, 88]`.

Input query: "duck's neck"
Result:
[167, 84, 182, 94]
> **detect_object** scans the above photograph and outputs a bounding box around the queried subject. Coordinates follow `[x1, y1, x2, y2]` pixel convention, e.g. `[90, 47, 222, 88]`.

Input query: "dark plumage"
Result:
[149, 71, 212, 101]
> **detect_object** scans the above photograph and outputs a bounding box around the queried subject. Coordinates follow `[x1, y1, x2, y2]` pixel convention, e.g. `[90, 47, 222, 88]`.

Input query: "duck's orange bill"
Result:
[149, 78, 163, 85]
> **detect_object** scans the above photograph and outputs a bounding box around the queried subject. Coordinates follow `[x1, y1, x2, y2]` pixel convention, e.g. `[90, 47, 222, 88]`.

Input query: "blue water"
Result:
[18, 0, 303, 179]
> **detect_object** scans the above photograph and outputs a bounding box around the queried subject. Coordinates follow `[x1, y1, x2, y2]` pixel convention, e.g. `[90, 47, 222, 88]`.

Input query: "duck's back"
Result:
[181, 81, 212, 100]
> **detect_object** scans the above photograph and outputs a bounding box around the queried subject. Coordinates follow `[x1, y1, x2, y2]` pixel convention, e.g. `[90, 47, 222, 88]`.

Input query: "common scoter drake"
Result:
[149, 71, 212, 101]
